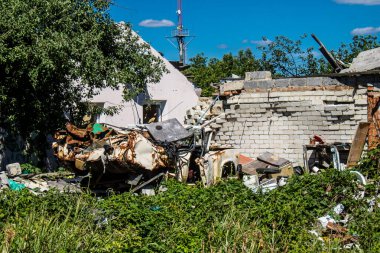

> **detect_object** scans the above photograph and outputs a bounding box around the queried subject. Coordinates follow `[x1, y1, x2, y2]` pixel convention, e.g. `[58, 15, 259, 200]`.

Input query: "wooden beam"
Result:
[347, 122, 370, 167]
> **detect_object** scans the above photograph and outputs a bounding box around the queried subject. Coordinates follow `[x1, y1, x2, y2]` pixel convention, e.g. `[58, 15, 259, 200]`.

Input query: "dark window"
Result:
[143, 104, 160, 124]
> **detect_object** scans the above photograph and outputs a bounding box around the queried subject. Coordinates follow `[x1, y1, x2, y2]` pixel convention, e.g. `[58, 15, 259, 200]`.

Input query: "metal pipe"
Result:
[197, 95, 220, 125]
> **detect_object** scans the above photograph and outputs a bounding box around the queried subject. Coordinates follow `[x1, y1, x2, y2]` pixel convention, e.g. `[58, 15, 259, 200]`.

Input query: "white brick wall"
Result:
[213, 86, 368, 163]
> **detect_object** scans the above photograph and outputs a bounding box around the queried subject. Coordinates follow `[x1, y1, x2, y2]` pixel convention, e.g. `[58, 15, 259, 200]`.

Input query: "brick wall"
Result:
[207, 74, 380, 164]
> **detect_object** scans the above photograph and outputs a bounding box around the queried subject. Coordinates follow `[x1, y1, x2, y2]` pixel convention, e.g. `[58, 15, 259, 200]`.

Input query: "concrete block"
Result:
[322, 77, 342, 86]
[339, 125, 351, 130]
[244, 80, 273, 90]
[288, 78, 307, 86]
[220, 81, 244, 93]
[329, 125, 339, 130]
[308, 116, 322, 121]
[306, 77, 324, 86]
[336, 105, 350, 111]
[285, 107, 298, 112]
[273, 79, 290, 87]
[210, 123, 222, 129]
[312, 121, 324, 126]
[344, 110, 355, 115]
[245, 71, 272, 81]
[355, 99, 367, 105]
[6, 163, 22, 177]
[331, 111, 343, 116]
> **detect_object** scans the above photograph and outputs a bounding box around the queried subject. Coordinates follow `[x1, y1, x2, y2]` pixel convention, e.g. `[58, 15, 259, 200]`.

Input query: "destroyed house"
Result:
[91, 30, 199, 128]
[186, 47, 380, 166]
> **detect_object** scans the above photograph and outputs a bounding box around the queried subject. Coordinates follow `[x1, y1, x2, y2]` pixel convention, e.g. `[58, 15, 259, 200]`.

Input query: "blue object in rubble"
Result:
[8, 179, 26, 191]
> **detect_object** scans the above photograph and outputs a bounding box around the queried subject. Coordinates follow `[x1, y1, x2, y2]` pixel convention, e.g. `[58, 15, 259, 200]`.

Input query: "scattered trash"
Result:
[315, 202, 360, 249]
[241, 152, 293, 192]
[260, 178, 278, 192]
[368, 198, 376, 212]
[141, 186, 156, 196]
[8, 179, 26, 191]
[242, 175, 259, 191]
[303, 141, 351, 172]
[350, 170, 367, 185]
[158, 185, 168, 193]
[150, 206, 161, 211]
[278, 177, 288, 187]
[0, 171, 9, 186]
[0, 167, 82, 194]
[6, 162, 22, 177]
[333, 204, 345, 215]
[318, 215, 336, 228]
[53, 119, 239, 189]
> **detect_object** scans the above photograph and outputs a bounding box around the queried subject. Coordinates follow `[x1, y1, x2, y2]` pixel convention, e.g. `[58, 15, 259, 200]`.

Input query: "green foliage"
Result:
[0, 192, 139, 252]
[0, 0, 166, 142]
[184, 49, 261, 96]
[356, 145, 380, 181]
[258, 35, 329, 77]
[20, 163, 42, 174]
[0, 168, 379, 252]
[335, 35, 380, 64]
[185, 35, 380, 95]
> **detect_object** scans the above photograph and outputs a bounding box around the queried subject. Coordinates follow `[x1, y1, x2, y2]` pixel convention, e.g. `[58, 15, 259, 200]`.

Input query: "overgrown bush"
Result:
[0, 161, 379, 252]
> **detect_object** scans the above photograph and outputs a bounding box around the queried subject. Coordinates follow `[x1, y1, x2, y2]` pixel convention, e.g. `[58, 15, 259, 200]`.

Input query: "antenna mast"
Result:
[166, 0, 194, 67]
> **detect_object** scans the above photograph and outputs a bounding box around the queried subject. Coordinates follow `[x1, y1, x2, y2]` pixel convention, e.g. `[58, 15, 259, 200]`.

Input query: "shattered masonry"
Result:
[186, 71, 380, 164]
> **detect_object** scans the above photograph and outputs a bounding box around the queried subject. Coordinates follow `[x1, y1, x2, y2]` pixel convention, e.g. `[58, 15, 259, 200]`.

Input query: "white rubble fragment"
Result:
[333, 204, 344, 215]
[6, 163, 22, 177]
[318, 215, 336, 228]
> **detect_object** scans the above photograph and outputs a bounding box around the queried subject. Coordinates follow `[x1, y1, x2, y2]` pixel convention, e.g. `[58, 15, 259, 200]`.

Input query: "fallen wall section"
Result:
[210, 74, 379, 164]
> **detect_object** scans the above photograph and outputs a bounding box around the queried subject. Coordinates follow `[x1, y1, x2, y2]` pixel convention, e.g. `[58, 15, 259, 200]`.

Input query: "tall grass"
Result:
[0, 196, 136, 253]
[0, 167, 378, 252]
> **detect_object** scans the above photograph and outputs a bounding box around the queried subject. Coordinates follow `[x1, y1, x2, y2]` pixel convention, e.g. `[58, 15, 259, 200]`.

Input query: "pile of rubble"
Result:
[184, 97, 224, 126]
[311, 204, 361, 249]
[239, 152, 297, 192]
[52, 119, 239, 190]
[0, 163, 81, 194]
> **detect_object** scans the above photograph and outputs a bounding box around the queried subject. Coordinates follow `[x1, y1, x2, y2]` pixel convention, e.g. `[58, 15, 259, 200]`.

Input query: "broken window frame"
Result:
[143, 100, 166, 124]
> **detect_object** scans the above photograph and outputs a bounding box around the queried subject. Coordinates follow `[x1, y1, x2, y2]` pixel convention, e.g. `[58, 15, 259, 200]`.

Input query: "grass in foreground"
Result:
[1, 149, 380, 252]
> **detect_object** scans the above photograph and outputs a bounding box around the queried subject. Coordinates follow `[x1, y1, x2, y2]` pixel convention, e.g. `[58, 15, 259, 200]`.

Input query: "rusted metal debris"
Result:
[52, 119, 239, 189]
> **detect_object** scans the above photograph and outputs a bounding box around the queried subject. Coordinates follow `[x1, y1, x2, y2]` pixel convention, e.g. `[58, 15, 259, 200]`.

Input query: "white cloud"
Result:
[351, 26, 380, 35]
[311, 50, 322, 57]
[139, 19, 175, 28]
[242, 39, 249, 44]
[217, 44, 228, 49]
[250, 39, 273, 46]
[335, 0, 380, 5]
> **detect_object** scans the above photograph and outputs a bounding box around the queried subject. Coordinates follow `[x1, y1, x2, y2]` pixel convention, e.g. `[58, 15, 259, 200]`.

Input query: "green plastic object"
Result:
[9, 179, 26, 191]
[92, 123, 105, 134]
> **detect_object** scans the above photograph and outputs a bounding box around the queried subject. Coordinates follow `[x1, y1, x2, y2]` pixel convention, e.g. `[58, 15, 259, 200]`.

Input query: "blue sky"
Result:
[109, 0, 380, 63]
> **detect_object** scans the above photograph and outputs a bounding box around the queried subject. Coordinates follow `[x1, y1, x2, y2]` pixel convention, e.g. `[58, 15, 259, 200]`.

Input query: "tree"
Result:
[0, 0, 166, 162]
[184, 49, 260, 96]
[258, 34, 380, 77]
[257, 35, 329, 77]
[184, 35, 380, 97]
[335, 35, 380, 64]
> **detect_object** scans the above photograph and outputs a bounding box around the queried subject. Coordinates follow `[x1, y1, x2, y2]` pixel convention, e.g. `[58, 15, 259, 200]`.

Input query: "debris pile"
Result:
[0, 163, 80, 194]
[311, 204, 360, 249]
[303, 135, 351, 172]
[239, 152, 296, 192]
[52, 119, 239, 189]
[53, 121, 180, 189]
[184, 97, 224, 126]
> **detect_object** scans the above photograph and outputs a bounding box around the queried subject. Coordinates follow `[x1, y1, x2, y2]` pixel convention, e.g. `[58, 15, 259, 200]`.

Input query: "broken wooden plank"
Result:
[347, 122, 370, 167]
[257, 152, 290, 167]
[242, 160, 269, 175]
